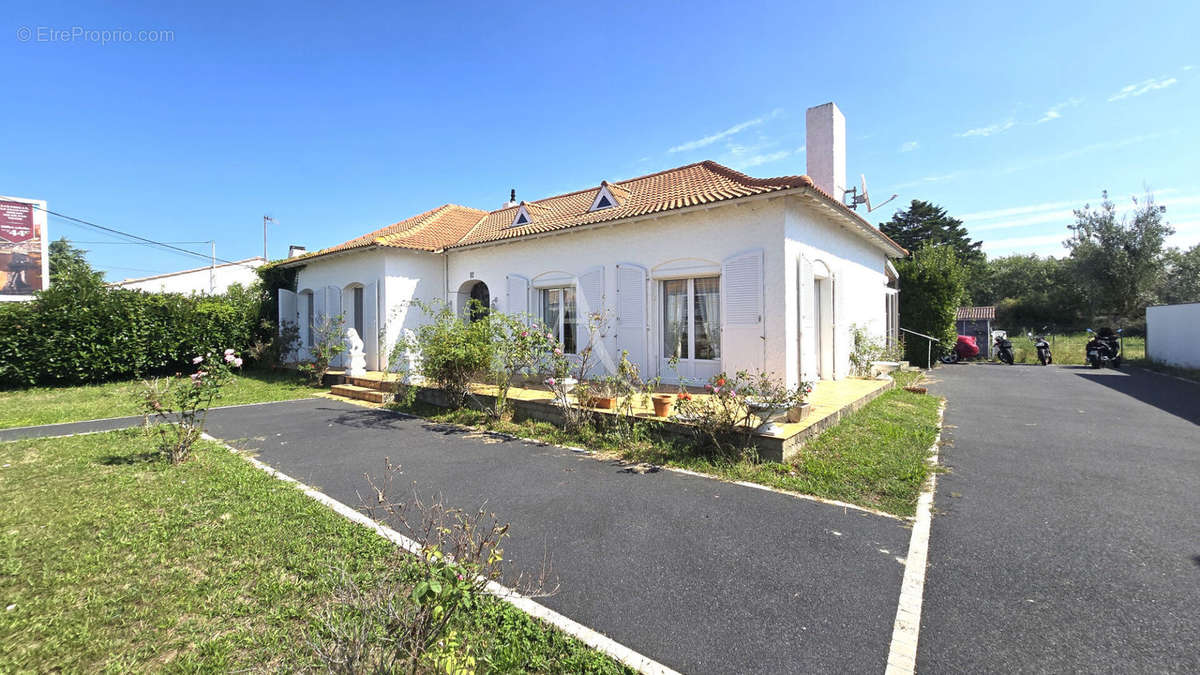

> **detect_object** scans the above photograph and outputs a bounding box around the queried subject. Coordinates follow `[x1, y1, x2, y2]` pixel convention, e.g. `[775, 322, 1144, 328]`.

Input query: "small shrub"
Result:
[312, 460, 555, 671]
[674, 370, 810, 459]
[139, 348, 242, 463]
[397, 301, 493, 407]
[848, 324, 904, 376]
[302, 314, 347, 387]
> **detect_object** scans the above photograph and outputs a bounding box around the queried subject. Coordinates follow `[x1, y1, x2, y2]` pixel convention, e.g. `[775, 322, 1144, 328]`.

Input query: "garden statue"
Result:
[346, 327, 366, 376]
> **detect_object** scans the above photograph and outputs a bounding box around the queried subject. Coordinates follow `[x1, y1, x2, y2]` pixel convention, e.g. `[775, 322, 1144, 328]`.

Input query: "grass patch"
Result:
[0, 369, 316, 429]
[1002, 332, 1145, 365]
[0, 430, 627, 673]
[390, 379, 942, 518]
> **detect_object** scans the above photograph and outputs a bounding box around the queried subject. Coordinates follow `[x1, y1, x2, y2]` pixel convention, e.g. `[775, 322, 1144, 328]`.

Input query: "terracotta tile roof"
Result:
[599, 180, 631, 205]
[452, 161, 823, 248]
[956, 306, 996, 321]
[290, 203, 487, 261]
[288, 160, 906, 264]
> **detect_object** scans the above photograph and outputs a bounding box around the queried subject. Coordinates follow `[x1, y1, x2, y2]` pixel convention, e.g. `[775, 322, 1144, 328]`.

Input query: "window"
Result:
[515, 212, 528, 225]
[353, 286, 364, 338]
[541, 287, 577, 354]
[663, 276, 720, 360]
[596, 195, 612, 209]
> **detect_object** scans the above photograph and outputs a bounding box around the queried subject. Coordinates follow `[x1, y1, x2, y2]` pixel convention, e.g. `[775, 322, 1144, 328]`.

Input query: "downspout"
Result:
[443, 251, 449, 304]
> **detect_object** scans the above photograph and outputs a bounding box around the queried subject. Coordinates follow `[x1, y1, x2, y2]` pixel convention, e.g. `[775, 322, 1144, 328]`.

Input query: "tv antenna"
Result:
[843, 174, 898, 213]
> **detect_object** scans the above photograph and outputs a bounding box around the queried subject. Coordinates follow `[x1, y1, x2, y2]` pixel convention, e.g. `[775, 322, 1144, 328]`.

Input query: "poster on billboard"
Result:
[0, 198, 49, 298]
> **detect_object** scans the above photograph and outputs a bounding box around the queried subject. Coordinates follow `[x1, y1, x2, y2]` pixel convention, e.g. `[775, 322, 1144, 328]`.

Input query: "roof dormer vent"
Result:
[589, 181, 629, 212]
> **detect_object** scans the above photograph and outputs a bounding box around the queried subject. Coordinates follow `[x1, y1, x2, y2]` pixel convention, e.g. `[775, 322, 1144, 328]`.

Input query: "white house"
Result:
[277, 103, 906, 388]
[110, 257, 266, 295]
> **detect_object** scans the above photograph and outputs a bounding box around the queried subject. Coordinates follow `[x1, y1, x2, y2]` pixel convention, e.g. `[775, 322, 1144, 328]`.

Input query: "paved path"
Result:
[921, 364, 1200, 673]
[189, 398, 912, 674]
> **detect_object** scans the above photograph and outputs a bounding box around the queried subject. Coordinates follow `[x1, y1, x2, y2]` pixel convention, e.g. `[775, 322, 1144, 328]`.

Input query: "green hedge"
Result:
[0, 268, 264, 388]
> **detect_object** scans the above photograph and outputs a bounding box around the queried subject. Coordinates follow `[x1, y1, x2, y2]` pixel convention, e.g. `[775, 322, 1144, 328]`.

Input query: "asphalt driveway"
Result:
[198, 398, 912, 674]
[921, 364, 1200, 673]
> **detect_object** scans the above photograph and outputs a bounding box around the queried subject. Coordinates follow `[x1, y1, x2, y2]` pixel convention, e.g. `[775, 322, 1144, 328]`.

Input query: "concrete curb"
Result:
[202, 433, 681, 675]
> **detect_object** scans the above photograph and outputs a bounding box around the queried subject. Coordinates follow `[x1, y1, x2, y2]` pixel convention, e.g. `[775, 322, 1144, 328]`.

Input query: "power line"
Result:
[65, 240, 215, 245]
[32, 204, 259, 268]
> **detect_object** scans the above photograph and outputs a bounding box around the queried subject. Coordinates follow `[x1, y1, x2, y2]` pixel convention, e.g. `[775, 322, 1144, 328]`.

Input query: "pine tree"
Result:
[880, 200, 983, 264]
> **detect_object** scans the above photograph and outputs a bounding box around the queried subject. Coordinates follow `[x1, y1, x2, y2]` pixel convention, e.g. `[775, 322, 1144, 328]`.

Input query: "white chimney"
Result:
[805, 102, 846, 200]
[288, 245, 307, 258]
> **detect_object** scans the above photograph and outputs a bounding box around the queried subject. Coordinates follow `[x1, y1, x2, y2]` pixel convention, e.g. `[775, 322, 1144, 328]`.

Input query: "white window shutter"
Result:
[364, 281, 379, 371]
[832, 271, 844, 379]
[615, 263, 648, 376]
[721, 249, 765, 375]
[506, 274, 530, 319]
[313, 287, 327, 328]
[277, 289, 297, 363]
[326, 285, 344, 367]
[723, 249, 763, 326]
[578, 266, 608, 372]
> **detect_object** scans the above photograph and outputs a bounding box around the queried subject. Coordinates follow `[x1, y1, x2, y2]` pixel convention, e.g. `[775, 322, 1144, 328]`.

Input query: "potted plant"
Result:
[787, 381, 815, 422]
[651, 393, 674, 417]
[744, 377, 811, 435]
[586, 376, 620, 409]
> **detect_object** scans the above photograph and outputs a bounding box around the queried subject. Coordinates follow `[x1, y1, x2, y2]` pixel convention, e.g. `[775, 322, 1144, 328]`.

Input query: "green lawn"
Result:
[390, 376, 942, 518]
[0, 369, 317, 429]
[1003, 332, 1146, 365]
[0, 430, 627, 673]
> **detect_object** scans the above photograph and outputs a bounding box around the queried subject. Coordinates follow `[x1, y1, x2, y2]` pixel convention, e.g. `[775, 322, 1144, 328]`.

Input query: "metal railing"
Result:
[900, 327, 941, 369]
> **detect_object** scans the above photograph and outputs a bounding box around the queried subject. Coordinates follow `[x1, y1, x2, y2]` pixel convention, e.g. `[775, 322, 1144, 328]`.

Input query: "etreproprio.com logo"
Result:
[16, 25, 174, 44]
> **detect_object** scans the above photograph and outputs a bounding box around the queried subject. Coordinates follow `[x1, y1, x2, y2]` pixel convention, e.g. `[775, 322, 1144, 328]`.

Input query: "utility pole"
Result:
[263, 215, 276, 261]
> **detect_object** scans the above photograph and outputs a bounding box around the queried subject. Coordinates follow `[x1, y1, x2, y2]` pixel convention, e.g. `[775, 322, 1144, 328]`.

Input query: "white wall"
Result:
[289, 194, 896, 388]
[785, 198, 891, 387]
[1147, 303, 1200, 368]
[293, 248, 444, 371]
[447, 199, 789, 384]
[112, 258, 264, 295]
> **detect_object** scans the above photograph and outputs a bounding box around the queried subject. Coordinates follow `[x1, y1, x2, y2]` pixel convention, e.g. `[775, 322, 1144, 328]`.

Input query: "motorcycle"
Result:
[993, 331, 1015, 365]
[940, 334, 981, 363]
[1085, 328, 1122, 369]
[1028, 328, 1053, 366]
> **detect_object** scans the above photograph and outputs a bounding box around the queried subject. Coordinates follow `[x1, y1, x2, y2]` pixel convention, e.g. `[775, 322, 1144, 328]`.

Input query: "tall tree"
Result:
[894, 244, 966, 367]
[880, 200, 983, 264]
[1160, 244, 1200, 305]
[1065, 192, 1173, 323]
[48, 237, 100, 284]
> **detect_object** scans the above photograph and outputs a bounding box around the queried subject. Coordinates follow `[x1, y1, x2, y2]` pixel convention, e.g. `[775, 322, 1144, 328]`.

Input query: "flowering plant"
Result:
[140, 348, 242, 463]
[674, 370, 811, 459]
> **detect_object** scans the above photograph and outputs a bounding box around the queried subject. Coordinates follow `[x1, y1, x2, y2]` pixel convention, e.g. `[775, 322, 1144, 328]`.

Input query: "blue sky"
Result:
[4, 1, 1198, 280]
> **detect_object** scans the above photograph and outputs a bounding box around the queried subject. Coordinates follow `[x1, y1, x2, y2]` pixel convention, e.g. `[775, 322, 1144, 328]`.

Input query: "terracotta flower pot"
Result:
[588, 396, 617, 409]
[651, 394, 674, 417]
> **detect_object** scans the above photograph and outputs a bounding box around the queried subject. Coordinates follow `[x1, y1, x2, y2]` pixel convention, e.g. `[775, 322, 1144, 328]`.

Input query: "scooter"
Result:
[993, 331, 1015, 365]
[1085, 328, 1122, 369]
[1028, 328, 1053, 366]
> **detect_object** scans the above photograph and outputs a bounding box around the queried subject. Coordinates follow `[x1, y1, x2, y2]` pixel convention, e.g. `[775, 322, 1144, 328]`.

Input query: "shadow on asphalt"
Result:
[1068, 366, 1200, 425]
[324, 406, 415, 431]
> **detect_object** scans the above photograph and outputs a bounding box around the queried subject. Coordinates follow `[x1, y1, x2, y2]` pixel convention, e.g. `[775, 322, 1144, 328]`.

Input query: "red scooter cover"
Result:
[956, 335, 980, 358]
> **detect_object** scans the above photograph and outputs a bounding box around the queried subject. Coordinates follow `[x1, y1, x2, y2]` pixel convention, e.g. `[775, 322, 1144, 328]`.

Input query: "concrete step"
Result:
[345, 376, 400, 392]
[330, 383, 393, 404]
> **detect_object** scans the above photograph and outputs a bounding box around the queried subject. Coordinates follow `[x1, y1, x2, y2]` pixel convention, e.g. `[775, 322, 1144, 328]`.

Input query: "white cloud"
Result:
[668, 108, 783, 153]
[899, 140, 919, 153]
[955, 119, 1016, 138]
[1108, 76, 1178, 101]
[1036, 97, 1083, 123]
[737, 150, 792, 169]
[889, 172, 964, 191]
[1183, 65, 1195, 71]
[981, 233, 1070, 251]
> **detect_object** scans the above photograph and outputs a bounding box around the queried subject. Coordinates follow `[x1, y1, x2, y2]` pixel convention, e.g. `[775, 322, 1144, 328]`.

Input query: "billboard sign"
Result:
[0, 198, 47, 297]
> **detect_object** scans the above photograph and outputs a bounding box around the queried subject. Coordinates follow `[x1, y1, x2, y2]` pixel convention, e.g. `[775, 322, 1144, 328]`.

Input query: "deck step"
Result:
[345, 376, 398, 392]
[330, 383, 393, 404]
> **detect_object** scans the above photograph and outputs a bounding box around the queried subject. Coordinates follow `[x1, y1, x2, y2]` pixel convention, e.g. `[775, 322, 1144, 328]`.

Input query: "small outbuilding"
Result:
[955, 306, 995, 358]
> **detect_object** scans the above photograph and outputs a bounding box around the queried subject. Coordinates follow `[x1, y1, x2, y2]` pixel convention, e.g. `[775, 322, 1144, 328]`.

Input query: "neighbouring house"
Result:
[955, 306, 996, 358]
[276, 102, 907, 388]
[109, 257, 266, 295]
